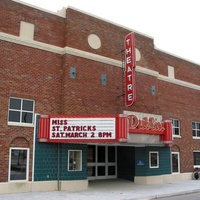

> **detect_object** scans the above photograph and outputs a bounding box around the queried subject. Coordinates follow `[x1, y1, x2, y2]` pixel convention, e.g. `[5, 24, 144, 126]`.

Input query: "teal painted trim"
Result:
[135, 147, 171, 177]
[135, 148, 149, 176]
[34, 142, 58, 181]
[60, 144, 87, 180]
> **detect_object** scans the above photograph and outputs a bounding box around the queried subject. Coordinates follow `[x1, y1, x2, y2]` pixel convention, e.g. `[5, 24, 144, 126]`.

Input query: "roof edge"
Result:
[12, 0, 66, 18]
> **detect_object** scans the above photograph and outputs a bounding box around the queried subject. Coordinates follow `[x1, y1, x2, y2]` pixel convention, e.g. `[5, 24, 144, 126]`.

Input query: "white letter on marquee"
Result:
[127, 84, 133, 91]
[128, 93, 133, 101]
[126, 38, 131, 45]
[126, 56, 131, 64]
[127, 66, 132, 73]
[126, 47, 132, 54]
[127, 74, 132, 81]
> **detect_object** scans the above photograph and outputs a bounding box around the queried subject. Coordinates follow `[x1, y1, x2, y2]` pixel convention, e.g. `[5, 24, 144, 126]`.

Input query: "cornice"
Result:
[0, 32, 64, 54]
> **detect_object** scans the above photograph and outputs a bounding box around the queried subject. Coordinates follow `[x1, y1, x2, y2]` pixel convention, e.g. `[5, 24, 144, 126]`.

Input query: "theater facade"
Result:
[1, 0, 200, 194]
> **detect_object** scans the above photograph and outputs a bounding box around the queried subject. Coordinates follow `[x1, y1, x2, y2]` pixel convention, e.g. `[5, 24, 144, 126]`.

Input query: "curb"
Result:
[147, 189, 200, 199]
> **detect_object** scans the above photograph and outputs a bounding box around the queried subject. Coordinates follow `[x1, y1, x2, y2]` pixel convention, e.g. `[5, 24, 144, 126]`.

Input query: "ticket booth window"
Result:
[149, 151, 159, 168]
[68, 150, 82, 171]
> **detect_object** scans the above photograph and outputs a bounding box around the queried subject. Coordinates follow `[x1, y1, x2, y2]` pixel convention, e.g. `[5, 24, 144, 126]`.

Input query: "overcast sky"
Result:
[17, 0, 200, 65]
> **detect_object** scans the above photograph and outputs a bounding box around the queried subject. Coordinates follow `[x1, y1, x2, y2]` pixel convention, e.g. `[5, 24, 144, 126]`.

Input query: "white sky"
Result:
[16, 0, 200, 65]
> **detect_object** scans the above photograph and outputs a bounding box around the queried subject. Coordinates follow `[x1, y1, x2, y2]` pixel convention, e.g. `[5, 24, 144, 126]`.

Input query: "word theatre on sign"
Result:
[124, 32, 136, 107]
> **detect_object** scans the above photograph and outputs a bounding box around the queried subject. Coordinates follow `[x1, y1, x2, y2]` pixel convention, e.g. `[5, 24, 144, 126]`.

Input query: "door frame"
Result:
[87, 145, 117, 180]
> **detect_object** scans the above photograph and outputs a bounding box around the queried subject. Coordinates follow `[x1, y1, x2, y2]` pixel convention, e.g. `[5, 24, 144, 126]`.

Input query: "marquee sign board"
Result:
[38, 113, 172, 145]
[50, 117, 116, 140]
[38, 114, 127, 143]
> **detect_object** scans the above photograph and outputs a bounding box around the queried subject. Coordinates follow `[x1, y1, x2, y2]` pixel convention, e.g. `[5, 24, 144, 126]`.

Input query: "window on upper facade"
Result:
[171, 152, 180, 173]
[68, 150, 82, 171]
[8, 97, 35, 126]
[192, 122, 200, 138]
[149, 151, 159, 168]
[9, 148, 29, 181]
[193, 151, 200, 167]
[171, 119, 180, 137]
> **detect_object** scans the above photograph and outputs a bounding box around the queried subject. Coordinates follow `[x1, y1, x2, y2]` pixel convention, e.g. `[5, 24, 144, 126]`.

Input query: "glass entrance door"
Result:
[87, 145, 117, 180]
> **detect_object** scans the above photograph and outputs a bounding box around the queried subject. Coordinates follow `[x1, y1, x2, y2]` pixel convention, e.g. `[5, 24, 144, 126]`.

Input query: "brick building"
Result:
[0, 0, 200, 194]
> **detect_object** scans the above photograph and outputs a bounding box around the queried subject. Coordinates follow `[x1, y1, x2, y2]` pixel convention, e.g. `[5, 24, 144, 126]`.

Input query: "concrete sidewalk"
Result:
[0, 179, 200, 200]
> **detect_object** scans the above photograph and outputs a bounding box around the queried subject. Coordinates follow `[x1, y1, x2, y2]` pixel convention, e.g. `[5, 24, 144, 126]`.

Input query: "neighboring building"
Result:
[1, 0, 200, 194]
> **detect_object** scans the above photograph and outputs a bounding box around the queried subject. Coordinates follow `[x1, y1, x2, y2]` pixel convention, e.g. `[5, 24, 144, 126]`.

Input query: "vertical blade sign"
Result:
[125, 32, 136, 107]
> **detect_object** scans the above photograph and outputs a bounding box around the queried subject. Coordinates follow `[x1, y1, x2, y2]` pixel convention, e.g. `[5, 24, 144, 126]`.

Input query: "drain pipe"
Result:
[57, 143, 61, 191]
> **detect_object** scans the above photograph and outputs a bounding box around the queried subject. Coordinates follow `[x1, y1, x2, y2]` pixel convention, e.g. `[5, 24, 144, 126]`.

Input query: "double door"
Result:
[87, 145, 117, 180]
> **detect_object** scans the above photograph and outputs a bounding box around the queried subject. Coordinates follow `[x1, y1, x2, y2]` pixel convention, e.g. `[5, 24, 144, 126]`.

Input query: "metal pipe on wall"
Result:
[57, 143, 61, 191]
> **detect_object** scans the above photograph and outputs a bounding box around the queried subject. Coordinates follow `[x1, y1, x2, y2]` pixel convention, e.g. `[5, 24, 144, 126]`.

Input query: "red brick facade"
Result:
[0, 0, 200, 182]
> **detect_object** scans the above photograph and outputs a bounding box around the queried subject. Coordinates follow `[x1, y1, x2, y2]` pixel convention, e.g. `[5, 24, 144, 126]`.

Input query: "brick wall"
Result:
[0, 41, 63, 181]
[0, 0, 65, 47]
[65, 8, 129, 60]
